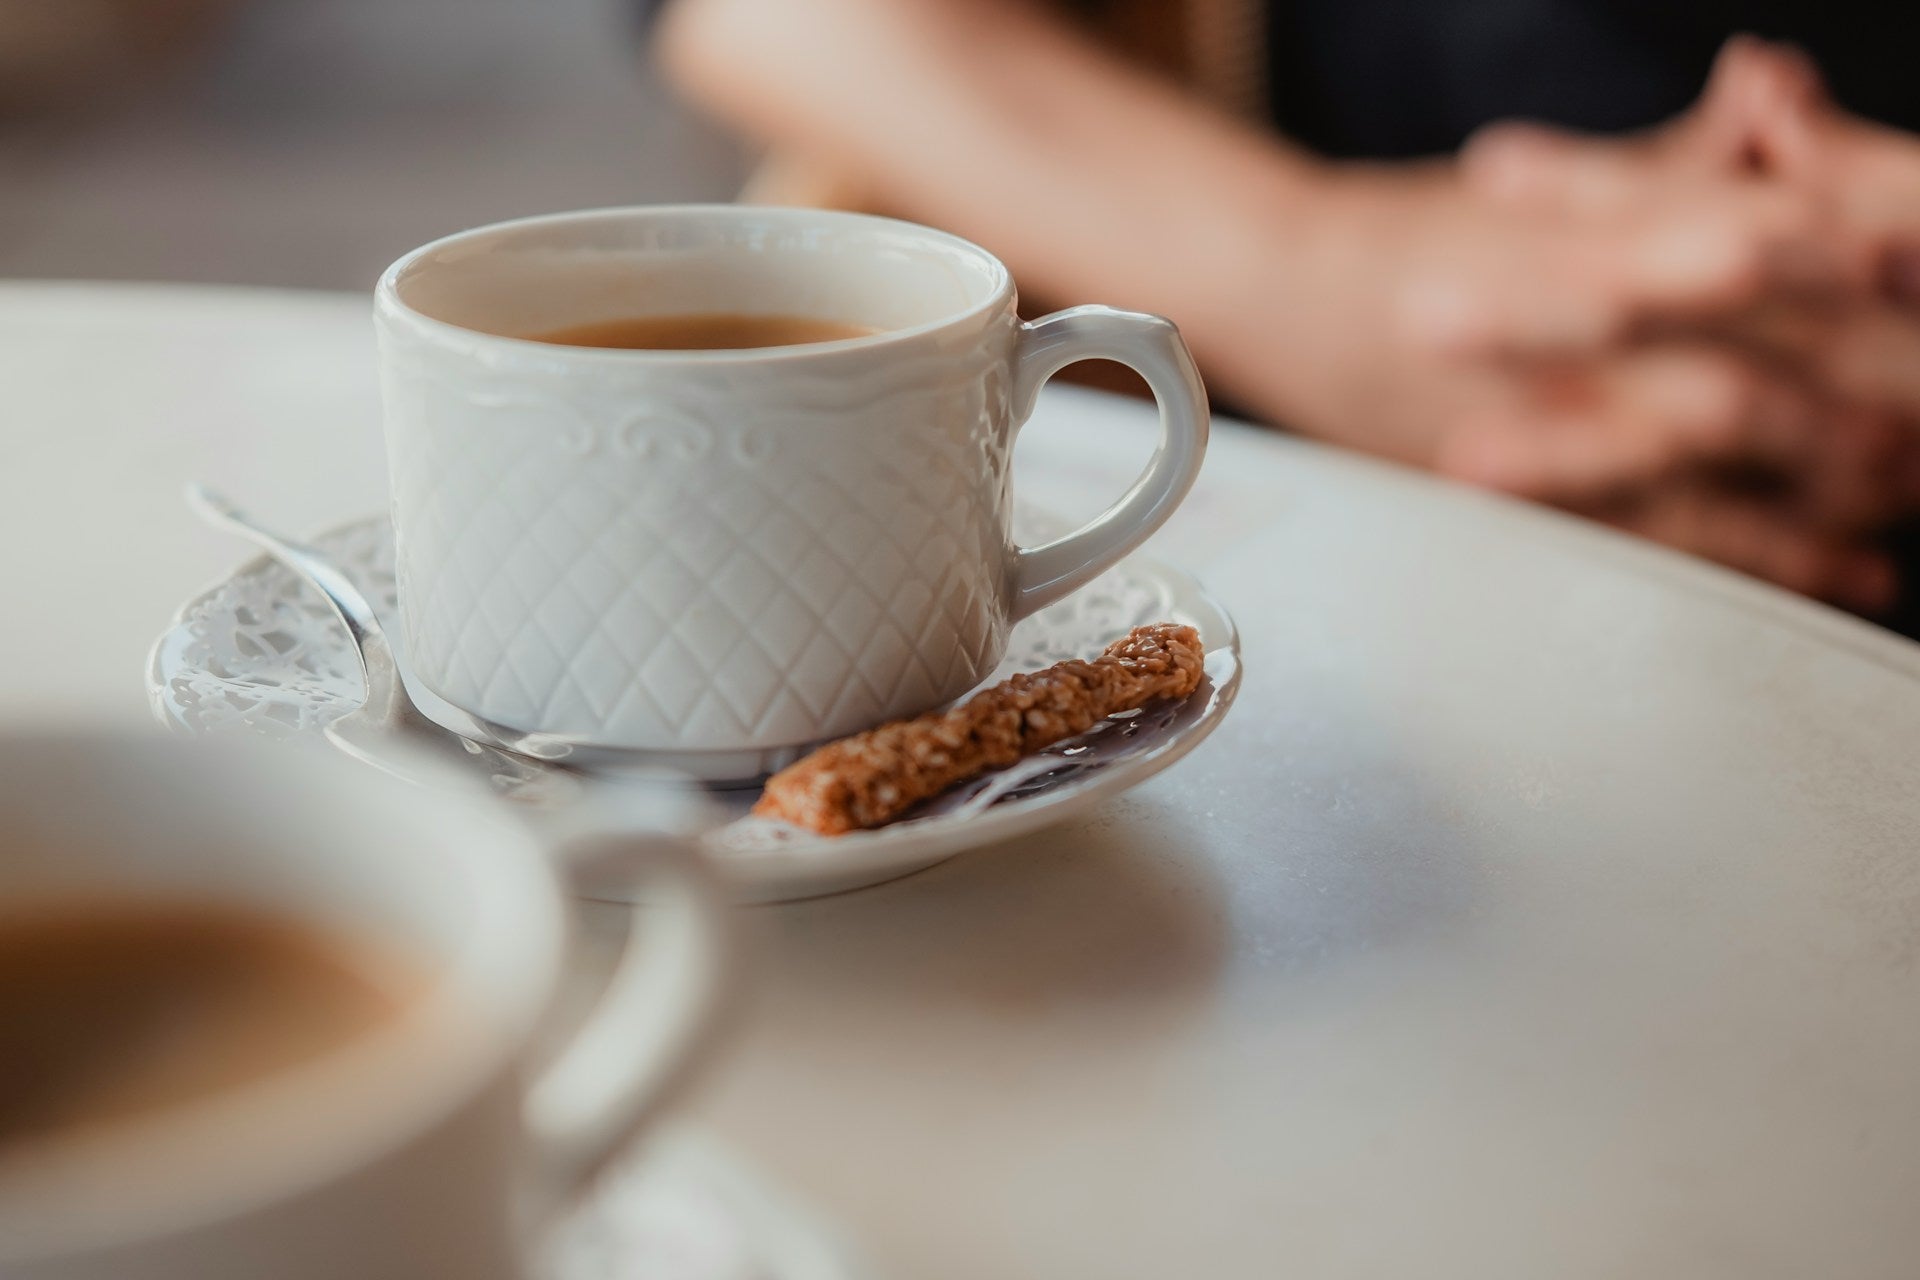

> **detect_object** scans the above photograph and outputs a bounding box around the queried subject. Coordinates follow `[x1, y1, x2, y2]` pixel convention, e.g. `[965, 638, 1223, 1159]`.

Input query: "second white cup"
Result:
[0, 732, 727, 1280]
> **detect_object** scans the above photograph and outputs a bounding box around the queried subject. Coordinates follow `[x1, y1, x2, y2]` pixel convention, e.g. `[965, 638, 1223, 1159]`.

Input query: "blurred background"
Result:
[11, 0, 1920, 631]
[0, 0, 747, 288]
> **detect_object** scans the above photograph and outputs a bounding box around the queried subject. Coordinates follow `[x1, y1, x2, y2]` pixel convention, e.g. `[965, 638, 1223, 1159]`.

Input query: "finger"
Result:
[1461, 39, 1830, 209]
[1462, 119, 1755, 220]
[1709, 46, 1920, 293]
[1800, 409, 1919, 531]
[1442, 346, 1913, 530]
[1461, 122, 1663, 214]
[1600, 484, 1897, 611]
[1434, 346, 1830, 498]
[1646, 307, 1920, 525]
[1717, 300, 1920, 419]
[1827, 305, 1920, 418]
[1687, 35, 1831, 173]
[1399, 187, 1865, 357]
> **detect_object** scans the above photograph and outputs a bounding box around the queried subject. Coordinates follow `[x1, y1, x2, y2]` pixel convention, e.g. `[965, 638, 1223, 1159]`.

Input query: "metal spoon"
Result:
[184, 484, 583, 805]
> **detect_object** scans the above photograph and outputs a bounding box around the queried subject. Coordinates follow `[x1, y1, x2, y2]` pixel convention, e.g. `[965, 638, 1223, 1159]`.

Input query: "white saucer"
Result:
[148, 509, 1240, 902]
[542, 1124, 865, 1280]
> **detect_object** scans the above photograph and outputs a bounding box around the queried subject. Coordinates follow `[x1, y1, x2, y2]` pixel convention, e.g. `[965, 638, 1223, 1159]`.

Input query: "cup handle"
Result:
[1009, 305, 1210, 619]
[522, 823, 730, 1209]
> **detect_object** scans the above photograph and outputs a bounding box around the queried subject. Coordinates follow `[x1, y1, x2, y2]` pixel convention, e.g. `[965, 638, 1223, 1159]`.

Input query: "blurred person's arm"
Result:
[659, 0, 1320, 417]
[658, 0, 1811, 458]
[659, 0, 1904, 607]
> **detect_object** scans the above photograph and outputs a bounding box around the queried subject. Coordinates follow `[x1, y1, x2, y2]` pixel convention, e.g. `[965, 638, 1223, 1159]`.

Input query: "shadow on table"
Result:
[744, 798, 1232, 1021]
[734, 687, 1480, 1030]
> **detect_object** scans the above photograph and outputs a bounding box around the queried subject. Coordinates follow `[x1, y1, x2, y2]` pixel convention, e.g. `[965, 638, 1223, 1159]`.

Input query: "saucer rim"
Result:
[147, 514, 1242, 904]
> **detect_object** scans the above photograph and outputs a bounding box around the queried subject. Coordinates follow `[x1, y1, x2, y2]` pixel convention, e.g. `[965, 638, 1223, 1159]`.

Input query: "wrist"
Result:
[1194, 163, 1386, 427]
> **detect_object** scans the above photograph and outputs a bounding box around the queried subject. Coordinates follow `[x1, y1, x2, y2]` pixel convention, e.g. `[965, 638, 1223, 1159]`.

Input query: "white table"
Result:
[6, 282, 1920, 1279]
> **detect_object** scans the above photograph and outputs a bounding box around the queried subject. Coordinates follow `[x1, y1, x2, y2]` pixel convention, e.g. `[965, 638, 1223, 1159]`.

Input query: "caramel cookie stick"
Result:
[754, 623, 1205, 835]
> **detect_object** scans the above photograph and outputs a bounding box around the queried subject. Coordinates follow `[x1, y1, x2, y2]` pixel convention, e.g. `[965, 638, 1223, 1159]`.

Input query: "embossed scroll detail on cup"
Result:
[376, 206, 1207, 757]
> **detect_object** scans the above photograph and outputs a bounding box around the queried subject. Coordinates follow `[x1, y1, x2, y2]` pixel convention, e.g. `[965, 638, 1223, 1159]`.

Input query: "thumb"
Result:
[1677, 35, 1831, 174]
[1459, 37, 1823, 207]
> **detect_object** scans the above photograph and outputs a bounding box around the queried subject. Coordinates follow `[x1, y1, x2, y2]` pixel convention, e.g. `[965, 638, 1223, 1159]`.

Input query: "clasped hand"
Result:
[1299, 37, 1920, 611]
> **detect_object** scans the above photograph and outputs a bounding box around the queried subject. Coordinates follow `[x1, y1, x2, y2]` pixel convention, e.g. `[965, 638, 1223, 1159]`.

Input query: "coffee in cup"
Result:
[0, 899, 410, 1153]
[529, 312, 877, 350]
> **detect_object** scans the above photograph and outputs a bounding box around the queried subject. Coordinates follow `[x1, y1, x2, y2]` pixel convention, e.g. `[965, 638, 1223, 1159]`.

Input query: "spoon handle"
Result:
[185, 483, 387, 661]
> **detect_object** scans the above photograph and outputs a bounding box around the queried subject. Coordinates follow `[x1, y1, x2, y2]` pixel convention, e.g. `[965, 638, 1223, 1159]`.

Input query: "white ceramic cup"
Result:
[375, 205, 1209, 777]
[0, 730, 727, 1280]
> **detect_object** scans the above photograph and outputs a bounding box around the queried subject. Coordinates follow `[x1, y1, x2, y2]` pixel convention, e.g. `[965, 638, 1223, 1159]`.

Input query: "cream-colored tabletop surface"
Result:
[5, 281, 1919, 1279]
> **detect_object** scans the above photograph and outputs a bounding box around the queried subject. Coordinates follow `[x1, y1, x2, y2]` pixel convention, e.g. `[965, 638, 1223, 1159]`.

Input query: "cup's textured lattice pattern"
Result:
[380, 330, 1021, 751]
[148, 510, 1183, 746]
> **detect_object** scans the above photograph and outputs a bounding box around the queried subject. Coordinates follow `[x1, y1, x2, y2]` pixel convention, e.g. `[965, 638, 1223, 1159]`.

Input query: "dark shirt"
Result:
[1265, 0, 1920, 158]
